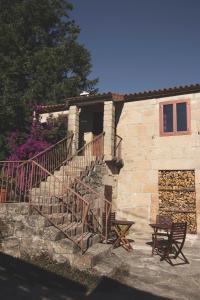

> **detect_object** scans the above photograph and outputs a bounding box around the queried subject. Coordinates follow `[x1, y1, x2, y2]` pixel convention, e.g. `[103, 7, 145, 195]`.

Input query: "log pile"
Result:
[158, 170, 197, 234]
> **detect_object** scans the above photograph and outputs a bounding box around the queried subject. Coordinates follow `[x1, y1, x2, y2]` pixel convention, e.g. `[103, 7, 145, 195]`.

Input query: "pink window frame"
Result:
[159, 99, 191, 136]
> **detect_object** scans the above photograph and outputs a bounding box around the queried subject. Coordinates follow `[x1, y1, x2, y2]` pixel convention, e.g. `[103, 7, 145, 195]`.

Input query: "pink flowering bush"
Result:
[7, 107, 68, 161]
[8, 137, 50, 161]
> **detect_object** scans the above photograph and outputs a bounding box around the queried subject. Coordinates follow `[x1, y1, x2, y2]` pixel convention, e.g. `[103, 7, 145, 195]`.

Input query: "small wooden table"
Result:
[112, 220, 135, 251]
[149, 223, 172, 255]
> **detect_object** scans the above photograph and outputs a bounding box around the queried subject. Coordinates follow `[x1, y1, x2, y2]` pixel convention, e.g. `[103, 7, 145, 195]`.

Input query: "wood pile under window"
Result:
[158, 170, 197, 234]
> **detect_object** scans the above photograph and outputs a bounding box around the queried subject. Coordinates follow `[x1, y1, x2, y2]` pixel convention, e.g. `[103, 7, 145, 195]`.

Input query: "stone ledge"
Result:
[72, 243, 113, 270]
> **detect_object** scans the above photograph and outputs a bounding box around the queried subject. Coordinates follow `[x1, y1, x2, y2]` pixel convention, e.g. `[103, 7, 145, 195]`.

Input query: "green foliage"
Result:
[41, 114, 68, 144]
[0, 0, 97, 105]
[0, 0, 97, 159]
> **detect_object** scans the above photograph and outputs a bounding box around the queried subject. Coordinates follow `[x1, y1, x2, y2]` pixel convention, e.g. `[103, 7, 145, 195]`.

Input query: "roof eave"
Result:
[125, 84, 200, 102]
[65, 92, 124, 106]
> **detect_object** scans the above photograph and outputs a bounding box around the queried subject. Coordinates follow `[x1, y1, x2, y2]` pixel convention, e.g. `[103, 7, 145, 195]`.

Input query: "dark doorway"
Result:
[93, 112, 103, 135]
[78, 105, 104, 155]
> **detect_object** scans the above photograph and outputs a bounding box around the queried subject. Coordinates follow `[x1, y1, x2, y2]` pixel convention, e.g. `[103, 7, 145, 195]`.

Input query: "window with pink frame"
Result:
[159, 100, 191, 136]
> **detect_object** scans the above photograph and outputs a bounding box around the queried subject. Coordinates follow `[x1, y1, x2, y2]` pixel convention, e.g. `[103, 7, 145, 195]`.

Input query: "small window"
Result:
[160, 100, 190, 136]
[176, 102, 187, 131]
[163, 104, 173, 132]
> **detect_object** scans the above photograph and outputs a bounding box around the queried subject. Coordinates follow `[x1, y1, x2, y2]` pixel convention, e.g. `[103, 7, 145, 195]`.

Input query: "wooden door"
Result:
[158, 170, 197, 233]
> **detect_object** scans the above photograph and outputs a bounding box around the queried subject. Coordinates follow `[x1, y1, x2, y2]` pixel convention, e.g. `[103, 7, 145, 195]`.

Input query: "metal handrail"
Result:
[72, 176, 112, 241]
[30, 134, 73, 160]
[29, 134, 74, 181]
[62, 132, 105, 165]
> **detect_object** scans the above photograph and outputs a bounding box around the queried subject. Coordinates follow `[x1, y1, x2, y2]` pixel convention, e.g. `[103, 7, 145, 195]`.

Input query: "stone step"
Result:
[31, 204, 67, 214]
[59, 222, 83, 236]
[73, 232, 100, 252]
[50, 168, 82, 177]
[39, 181, 63, 190]
[50, 233, 101, 263]
[46, 172, 80, 183]
[31, 184, 89, 196]
[64, 165, 87, 171]
[43, 225, 66, 241]
[45, 212, 72, 226]
[31, 195, 66, 205]
[92, 252, 124, 277]
[63, 163, 89, 170]
[55, 165, 78, 174]
[63, 172, 82, 176]
[75, 232, 100, 247]
[70, 156, 96, 162]
[43, 222, 86, 241]
[72, 242, 113, 270]
[31, 187, 63, 196]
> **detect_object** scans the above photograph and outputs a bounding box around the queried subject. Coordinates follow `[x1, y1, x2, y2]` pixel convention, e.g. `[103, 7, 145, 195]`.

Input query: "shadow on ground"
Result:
[0, 252, 169, 300]
[88, 276, 170, 300]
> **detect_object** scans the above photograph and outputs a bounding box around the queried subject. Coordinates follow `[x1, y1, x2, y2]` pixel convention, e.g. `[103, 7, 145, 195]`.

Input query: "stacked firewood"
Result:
[158, 170, 197, 234]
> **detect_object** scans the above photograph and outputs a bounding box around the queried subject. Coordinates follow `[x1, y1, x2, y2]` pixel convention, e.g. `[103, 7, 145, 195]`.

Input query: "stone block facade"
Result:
[115, 92, 200, 234]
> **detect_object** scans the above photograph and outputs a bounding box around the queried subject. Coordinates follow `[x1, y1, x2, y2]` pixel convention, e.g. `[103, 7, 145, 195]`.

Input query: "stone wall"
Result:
[0, 203, 80, 263]
[116, 92, 200, 234]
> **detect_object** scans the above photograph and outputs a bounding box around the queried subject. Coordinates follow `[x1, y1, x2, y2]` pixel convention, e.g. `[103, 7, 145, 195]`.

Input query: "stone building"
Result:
[42, 84, 200, 236]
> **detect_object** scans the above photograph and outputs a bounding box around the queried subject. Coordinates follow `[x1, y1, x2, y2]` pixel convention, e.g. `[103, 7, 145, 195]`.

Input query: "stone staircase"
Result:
[30, 177, 98, 253]
[0, 202, 112, 268]
[0, 133, 111, 257]
[29, 134, 109, 253]
[40, 156, 98, 191]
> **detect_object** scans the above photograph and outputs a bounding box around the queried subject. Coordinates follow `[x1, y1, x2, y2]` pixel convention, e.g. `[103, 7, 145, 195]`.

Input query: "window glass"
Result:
[163, 104, 173, 132]
[176, 102, 187, 131]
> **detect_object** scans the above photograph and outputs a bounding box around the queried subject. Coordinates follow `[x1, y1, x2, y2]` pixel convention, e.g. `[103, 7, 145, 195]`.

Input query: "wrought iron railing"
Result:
[58, 132, 109, 240]
[31, 161, 90, 252]
[31, 133, 74, 174]
[71, 177, 112, 242]
[60, 132, 105, 187]
[0, 161, 31, 203]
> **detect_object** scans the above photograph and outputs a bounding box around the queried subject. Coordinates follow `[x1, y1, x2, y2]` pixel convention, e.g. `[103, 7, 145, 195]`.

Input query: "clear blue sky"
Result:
[71, 0, 200, 94]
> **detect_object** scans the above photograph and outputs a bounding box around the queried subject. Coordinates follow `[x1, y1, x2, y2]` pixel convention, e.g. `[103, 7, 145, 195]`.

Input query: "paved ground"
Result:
[0, 235, 200, 299]
[93, 234, 200, 300]
[0, 250, 168, 300]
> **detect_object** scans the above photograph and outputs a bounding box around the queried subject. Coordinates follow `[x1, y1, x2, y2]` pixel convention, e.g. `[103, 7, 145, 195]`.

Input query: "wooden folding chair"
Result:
[102, 212, 134, 251]
[151, 215, 172, 255]
[154, 222, 189, 266]
[112, 219, 134, 251]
